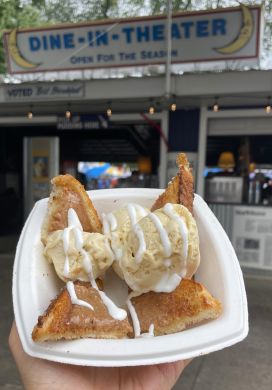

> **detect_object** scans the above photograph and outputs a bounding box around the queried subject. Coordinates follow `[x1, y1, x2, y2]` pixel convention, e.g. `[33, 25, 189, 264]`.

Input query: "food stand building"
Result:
[1, 4, 272, 271]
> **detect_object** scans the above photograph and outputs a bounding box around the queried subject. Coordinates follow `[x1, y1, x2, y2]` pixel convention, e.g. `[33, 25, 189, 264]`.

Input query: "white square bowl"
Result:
[13, 188, 248, 366]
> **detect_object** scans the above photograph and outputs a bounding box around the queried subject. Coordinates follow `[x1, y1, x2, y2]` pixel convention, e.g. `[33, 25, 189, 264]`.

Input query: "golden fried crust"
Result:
[32, 281, 132, 341]
[131, 279, 222, 337]
[151, 153, 194, 213]
[41, 175, 102, 244]
[178, 166, 194, 213]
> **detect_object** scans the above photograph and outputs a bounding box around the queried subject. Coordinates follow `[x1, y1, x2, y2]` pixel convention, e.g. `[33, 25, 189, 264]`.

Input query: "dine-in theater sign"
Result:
[3, 4, 262, 74]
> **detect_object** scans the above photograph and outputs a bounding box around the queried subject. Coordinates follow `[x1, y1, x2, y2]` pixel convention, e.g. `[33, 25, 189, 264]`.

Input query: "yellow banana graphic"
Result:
[8, 29, 40, 69]
[215, 4, 253, 55]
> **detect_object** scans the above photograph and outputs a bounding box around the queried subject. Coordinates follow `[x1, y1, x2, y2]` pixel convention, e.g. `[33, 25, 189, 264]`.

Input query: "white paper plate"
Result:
[13, 188, 248, 366]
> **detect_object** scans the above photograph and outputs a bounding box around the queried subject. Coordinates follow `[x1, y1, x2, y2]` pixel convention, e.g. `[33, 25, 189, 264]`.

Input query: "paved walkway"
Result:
[1, 252, 272, 390]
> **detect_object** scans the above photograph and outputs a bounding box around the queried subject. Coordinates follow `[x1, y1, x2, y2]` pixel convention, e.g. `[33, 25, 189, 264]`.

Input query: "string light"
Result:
[65, 104, 71, 119]
[106, 102, 112, 117]
[170, 102, 177, 111]
[170, 95, 177, 111]
[213, 97, 219, 112]
[265, 97, 271, 113]
[149, 99, 155, 115]
[27, 105, 33, 119]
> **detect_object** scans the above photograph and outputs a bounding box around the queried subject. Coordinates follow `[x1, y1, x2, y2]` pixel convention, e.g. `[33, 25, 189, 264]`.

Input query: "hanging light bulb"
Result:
[149, 105, 155, 115]
[148, 98, 155, 115]
[213, 97, 219, 112]
[265, 97, 271, 113]
[65, 110, 71, 119]
[170, 102, 177, 112]
[65, 104, 71, 119]
[170, 95, 177, 112]
[106, 101, 112, 117]
[27, 105, 33, 119]
[106, 106, 112, 117]
[265, 104, 271, 114]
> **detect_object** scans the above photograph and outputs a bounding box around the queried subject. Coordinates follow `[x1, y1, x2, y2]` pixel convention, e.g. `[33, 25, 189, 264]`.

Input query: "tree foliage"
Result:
[0, 0, 43, 73]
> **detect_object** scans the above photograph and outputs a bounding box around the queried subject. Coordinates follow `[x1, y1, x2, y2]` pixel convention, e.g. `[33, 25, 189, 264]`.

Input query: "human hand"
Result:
[9, 321, 190, 390]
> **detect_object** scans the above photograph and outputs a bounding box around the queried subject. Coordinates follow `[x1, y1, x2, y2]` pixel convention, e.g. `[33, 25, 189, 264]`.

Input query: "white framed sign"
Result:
[3, 5, 262, 74]
[232, 206, 272, 270]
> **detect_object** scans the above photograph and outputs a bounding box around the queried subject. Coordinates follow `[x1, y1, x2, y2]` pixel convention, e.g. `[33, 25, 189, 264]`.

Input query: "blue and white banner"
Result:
[3, 5, 262, 74]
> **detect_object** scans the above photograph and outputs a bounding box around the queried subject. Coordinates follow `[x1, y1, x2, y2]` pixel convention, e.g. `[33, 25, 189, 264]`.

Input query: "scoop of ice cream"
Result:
[119, 203, 200, 294]
[102, 204, 149, 278]
[44, 230, 114, 282]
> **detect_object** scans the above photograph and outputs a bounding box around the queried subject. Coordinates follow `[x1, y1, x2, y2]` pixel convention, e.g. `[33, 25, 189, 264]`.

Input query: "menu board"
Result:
[232, 206, 272, 270]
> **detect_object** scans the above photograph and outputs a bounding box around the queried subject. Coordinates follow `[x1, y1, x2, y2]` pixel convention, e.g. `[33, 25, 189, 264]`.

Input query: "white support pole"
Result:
[159, 110, 169, 189]
[165, 0, 172, 99]
[196, 105, 208, 197]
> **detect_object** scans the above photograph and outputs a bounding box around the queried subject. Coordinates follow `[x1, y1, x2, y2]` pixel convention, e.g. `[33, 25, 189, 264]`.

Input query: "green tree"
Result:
[43, 0, 118, 23]
[0, 0, 44, 73]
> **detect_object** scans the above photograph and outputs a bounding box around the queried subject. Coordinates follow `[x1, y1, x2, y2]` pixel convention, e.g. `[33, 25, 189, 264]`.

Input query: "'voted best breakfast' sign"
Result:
[3, 5, 262, 74]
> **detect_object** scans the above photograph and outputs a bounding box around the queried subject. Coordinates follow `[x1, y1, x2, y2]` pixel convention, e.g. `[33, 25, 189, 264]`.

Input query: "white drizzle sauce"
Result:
[102, 212, 117, 233]
[64, 208, 127, 321]
[102, 213, 110, 234]
[126, 292, 141, 337]
[62, 227, 72, 277]
[104, 238, 115, 261]
[127, 203, 137, 226]
[153, 272, 181, 293]
[163, 203, 188, 261]
[135, 204, 149, 218]
[107, 212, 117, 231]
[133, 224, 146, 264]
[84, 252, 127, 321]
[66, 281, 94, 311]
[110, 232, 123, 261]
[126, 203, 147, 264]
[148, 213, 172, 258]
[141, 323, 155, 338]
[103, 204, 148, 263]
[127, 292, 155, 338]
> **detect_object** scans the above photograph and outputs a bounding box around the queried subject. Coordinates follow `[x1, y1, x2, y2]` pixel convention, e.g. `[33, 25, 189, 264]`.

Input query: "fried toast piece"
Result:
[130, 279, 222, 337]
[151, 153, 194, 213]
[41, 175, 102, 244]
[32, 281, 132, 341]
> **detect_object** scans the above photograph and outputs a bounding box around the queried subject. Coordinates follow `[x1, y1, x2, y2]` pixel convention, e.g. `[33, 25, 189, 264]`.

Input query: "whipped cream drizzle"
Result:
[127, 203, 149, 226]
[103, 204, 149, 264]
[148, 212, 172, 258]
[102, 213, 110, 234]
[126, 294, 141, 337]
[63, 227, 72, 277]
[141, 324, 155, 338]
[153, 272, 181, 293]
[67, 281, 94, 311]
[102, 204, 148, 235]
[133, 224, 146, 264]
[127, 292, 154, 338]
[128, 204, 188, 268]
[64, 208, 126, 321]
[127, 204, 148, 264]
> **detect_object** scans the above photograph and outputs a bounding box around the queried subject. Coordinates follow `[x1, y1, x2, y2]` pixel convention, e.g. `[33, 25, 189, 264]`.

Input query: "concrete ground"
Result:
[1, 239, 272, 390]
